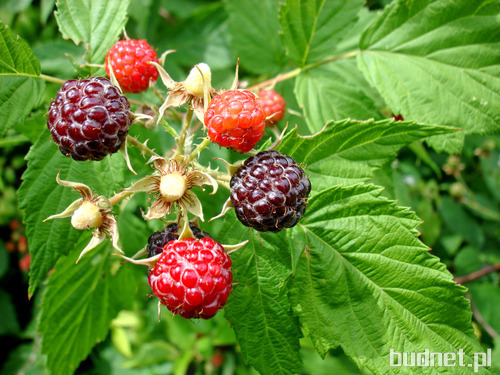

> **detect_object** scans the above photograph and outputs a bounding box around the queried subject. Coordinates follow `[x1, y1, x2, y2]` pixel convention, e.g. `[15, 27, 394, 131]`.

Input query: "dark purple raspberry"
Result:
[230, 150, 311, 232]
[147, 223, 212, 258]
[47, 77, 132, 161]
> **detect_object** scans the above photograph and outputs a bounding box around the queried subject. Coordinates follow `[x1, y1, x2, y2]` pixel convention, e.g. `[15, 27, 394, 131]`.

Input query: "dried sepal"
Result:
[222, 240, 248, 254]
[127, 156, 218, 221]
[209, 197, 234, 222]
[44, 173, 122, 263]
[120, 137, 137, 175]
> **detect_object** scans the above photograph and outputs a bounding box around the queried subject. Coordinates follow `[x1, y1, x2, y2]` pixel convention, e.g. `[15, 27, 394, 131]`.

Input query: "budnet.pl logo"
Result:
[389, 348, 492, 373]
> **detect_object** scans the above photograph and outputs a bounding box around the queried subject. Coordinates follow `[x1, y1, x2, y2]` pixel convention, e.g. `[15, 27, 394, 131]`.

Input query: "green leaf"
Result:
[295, 59, 385, 133]
[277, 118, 456, 190]
[39, 238, 132, 375]
[224, 0, 286, 75]
[289, 184, 490, 374]
[0, 290, 20, 335]
[221, 212, 301, 375]
[18, 129, 125, 297]
[358, 0, 500, 153]
[279, 0, 364, 67]
[0, 23, 45, 136]
[54, 0, 131, 66]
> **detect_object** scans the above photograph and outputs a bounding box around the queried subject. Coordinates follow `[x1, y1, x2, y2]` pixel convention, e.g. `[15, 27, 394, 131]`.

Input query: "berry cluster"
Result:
[148, 237, 232, 319]
[105, 39, 159, 93]
[230, 150, 311, 232]
[47, 77, 132, 161]
[204, 90, 266, 153]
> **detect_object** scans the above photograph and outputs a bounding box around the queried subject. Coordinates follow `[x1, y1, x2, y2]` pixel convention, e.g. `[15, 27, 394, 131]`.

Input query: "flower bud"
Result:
[184, 63, 212, 97]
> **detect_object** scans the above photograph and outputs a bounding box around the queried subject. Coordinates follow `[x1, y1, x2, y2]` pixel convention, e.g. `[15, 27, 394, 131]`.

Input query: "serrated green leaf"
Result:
[279, 0, 364, 67]
[289, 184, 490, 374]
[295, 59, 385, 133]
[54, 0, 131, 66]
[18, 129, 125, 297]
[224, 0, 287, 75]
[277, 118, 456, 190]
[0, 23, 45, 136]
[39, 237, 132, 375]
[358, 0, 500, 154]
[220, 213, 301, 375]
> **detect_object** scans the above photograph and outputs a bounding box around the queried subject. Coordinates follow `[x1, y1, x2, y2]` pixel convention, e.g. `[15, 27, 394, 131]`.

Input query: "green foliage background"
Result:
[0, 0, 499, 374]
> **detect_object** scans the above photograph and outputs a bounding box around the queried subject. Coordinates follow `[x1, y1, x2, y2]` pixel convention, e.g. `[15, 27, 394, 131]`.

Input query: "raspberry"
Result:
[105, 39, 159, 93]
[148, 237, 232, 319]
[230, 150, 311, 232]
[47, 77, 132, 161]
[147, 223, 212, 258]
[204, 90, 266, 153]
[256, 89, 286, 126]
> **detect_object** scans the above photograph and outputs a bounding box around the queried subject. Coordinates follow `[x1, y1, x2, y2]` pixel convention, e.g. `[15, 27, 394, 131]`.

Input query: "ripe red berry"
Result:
[147, 223, 212, 258]
[204, 90, 266, 153]
[230, 150, 311, 232]
[256, 89, 286, 126]
[105, 39, 159, 93]
[149, 238, 232, 319]
[47, 77, 132, 161]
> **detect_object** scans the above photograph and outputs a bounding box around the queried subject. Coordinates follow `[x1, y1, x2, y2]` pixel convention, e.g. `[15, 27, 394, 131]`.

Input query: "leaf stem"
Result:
[126, 135, 160, 157]
[187, 137, 211, 162]
[40, 74, 66, 85]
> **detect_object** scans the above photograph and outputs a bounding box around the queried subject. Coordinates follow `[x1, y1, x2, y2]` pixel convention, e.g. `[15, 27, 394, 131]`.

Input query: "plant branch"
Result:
[187, 137, 211, 162]
[470, 299, 498, 339]
[454, 263, 500, 284]
[177, 108, 194, 155]
[40, 74, 66, 85]
[127, 135, 160, 157]
[248, 50, 359, 92]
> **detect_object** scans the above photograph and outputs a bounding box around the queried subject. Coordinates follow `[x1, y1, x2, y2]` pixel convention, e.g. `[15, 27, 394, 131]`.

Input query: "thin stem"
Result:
[248, 50, 359, 92]
[177, 108, 194, 155]
[187, 137, 211, 162]
[127, 135, 160, 157]
[194, 162, 231, 182]
[249, 68, 302, 92]
[108, 190, 134, 206]
[470, 300, 498, 339]
[40, 74, 66, 85]
[454, 263, 500, 284]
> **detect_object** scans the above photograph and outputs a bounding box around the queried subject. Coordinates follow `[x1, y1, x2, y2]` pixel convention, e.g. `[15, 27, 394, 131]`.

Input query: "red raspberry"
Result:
[47, 77, 132, 161]
[105, 39, 159, 93]
[256, 89, 286, 126]
[204, 90, 266, 153]
[230, 150, 311, 232]
[147, 223, 212, 258]
[148, 238, 232, 319]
